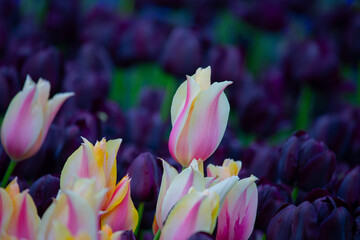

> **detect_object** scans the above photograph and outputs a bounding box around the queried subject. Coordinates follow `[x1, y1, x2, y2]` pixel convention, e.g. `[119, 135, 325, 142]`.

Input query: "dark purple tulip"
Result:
[127, 152, 162, 202]
[235, 82, 281, 137]
[80, 6, 119, 48]
[160, 28, 204, 77]
[231, 0, 287, 31]
[29, 174, 60, 217]
[311, 107, 360, 166]
[126, 108, 165, 149]
[94, 100, 126, 139]
[342, 13, 360, 65]
[267, 203, 297, 240]
[117, 143, 147, 179]
[336, 166, 360, 210]
[0, 66, 20, 113]
[242, 142, 280, 182]
[119, 230, 136, 240]
[112, 19, 168, 65]
[138, 87, 165, 115]
[44, 0, 79, 44]
[268, 196, 355, 240]
[77, 43, 113, 74]
[279, 131, 336, 191]
[283, 38, 340, 91]
[206, 45, 244, 85]
[20, 47, 63, 93]
[255, 181, 291, 232]
[187, 232, 214, 240]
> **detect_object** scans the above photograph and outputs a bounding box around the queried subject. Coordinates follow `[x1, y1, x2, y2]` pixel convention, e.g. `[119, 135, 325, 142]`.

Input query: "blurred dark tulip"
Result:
[138, 87, 165, 115]
[267, 196, 354, 240]
[206, 46, 244, 85]
[355, 208, 360, 239]
[80, 6, 119, 48]
[94, 100, 126, 139]
[160, 28, 204, 77]
[0, 0, 19, 26]
[119, 230, 136, 240]
[117, 143, 147, 179]
[231, 0, 287, 31]
[126, 108, 165, 149]
[336, 166, 360, 210]
[279, 131, 336, 191]
[283, 38, 340, 91]
[242, 142, 280, 182]
[44, 0, 79, 44]
[21, 47, 63, 94]
[235, 82, 281, 137]
[113, 19, 168, 65]
[311, 108, 360, 166]
[57, 110, 99, 166]
[342, 13, 360, 65]
[77, 43, 113, 74]
[6, 22, 44, 71]
[255, 181, 290, 232]
[29, 174, 60, 217]
[0, 66, 20, 113]
[208, 129, 242, 167]
[127, 152, 162, 202]
[187, 232, 214, 240]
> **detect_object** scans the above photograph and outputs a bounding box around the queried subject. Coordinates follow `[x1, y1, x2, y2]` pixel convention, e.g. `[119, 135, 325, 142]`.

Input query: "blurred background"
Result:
[1, 0, 360, 239]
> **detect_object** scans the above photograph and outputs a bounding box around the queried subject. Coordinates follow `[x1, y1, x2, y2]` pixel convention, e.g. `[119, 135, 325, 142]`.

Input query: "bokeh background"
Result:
[0, 0, 360, 239]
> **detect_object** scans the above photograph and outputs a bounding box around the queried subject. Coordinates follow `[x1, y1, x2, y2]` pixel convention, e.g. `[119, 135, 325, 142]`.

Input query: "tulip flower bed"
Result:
[1, 0, 360, 240]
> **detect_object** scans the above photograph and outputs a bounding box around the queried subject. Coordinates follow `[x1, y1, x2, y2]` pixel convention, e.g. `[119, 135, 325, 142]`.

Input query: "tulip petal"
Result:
[160, 189, 219, 240]
[0, 189, 13, 233]
[208, 175, 239, 210]
[161, 166, 205, 225]
[187, 81, 232, 161]
[103, 176, 129, 213]
[216, 176, 258, 240]
[154, 160, 178, 231]
[191, 66, 211, 90]
[100, 181, 138, 232]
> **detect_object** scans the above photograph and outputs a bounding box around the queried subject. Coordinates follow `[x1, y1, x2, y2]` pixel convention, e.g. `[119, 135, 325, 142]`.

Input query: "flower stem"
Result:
[1, 161, 16, 187]
[295, 86, 313, 130]
[291, 186, 299, 203]
[153, 230, 161, 240]
[135, 202, 145, 236]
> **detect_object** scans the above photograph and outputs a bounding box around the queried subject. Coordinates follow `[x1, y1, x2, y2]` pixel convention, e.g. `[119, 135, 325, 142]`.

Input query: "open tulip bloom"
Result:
[0, 67, 259, 240]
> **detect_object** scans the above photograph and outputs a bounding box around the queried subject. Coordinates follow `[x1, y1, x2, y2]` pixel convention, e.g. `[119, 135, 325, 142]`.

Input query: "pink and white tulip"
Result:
[160, 188, 219, 240]
[0, 76, 73, 161]
[169, 67, 232, 167]
[38, 190, 98, 240]
[0, 178, 40, 240]
[60, 138, 138, 232]
[216, 176, 258, 240]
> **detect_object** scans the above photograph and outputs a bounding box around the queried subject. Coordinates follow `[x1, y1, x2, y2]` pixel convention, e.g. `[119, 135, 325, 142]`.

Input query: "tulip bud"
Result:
[336, 166, 360, 210]
[266, 204, 297, 240]
[169, 66, 232, 167]
[127, 152, 162, 202]
[160, 28, 204, 77]
[278, 131, 336, 191]
[29, 174, 60, 216]
[1, 76, 73, 161]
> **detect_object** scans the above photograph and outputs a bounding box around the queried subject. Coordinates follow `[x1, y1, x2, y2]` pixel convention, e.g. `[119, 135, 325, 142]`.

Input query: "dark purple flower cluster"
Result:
[0, 0, 359, 238]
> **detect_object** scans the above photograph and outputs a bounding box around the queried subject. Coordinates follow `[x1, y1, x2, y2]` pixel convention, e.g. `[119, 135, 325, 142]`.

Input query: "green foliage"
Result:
[109, 64, 177, 120]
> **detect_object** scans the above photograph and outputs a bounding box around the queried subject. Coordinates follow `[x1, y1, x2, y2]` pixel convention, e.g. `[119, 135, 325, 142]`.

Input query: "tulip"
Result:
[216, 176, 258, 240]
[154, 159, 239, 233]
[336, 166, 360, 210]
[267, 196, 355, 240]
[207, 159, 242, 180]
[1, 76, 73, 162]
[0, 178, 40, 240]
[169, 66, 232, 167]
[60, 137, 138, 231]
[38, 190, 98, 240]
[160, 189, 220, 240]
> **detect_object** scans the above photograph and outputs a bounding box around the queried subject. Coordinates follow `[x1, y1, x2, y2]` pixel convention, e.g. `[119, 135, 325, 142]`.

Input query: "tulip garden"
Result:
[0, 0, 360, 240]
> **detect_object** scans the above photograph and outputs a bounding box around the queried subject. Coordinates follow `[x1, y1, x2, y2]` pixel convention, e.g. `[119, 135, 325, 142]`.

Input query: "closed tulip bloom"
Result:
[160, 189, 219, 240]
[216, 176, 258, 240]
[1, 76, 73, 161]
[169, 67, 232, 167]
[0, 178, 40, 240]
